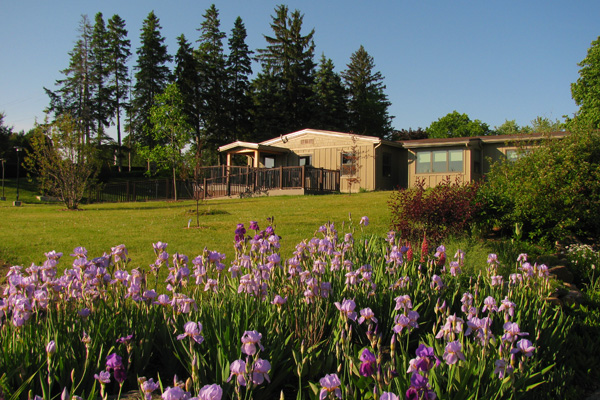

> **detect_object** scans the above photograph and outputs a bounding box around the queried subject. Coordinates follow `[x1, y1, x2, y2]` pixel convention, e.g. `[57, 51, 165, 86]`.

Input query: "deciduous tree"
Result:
[25, 115, 99, 210]
[427, 111, 491, 138]
[571, 36, 600, 129]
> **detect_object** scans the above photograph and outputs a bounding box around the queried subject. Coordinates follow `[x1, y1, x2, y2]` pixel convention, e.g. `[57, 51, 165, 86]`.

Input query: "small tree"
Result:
[145, 83, 192, 201]
[25, 115, 99, 209]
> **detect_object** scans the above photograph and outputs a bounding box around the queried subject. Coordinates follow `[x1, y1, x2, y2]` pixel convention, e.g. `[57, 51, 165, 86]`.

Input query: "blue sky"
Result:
[1, 0, 599, 138]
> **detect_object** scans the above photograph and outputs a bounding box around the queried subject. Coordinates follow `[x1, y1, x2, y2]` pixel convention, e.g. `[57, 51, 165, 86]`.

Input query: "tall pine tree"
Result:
[107, 14, 131, 171]
[90, 12, 112, 145]
[312, 54, 348, 131]
[174, 34, 201, 156]
[195, 4, 228, 161]
[342, 45, 393, 139]
[131, 11, 172, 153]
[226, 16, 253, 142]
[45, 15, 95, 144]
[253, 5, 316, 139]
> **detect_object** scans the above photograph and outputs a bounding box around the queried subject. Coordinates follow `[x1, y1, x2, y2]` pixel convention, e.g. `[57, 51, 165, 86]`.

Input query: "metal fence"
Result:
[93, 166, 340, 203]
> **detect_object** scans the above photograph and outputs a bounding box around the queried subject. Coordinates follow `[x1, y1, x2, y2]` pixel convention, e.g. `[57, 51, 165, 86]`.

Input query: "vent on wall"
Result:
[301, 139, 314, 145]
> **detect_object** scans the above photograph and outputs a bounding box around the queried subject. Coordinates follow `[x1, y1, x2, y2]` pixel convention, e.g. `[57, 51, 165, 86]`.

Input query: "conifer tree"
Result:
[174, 34, 201, 154]
[195, 4, 228, 160]
[45, 15, 95, 144]
[90, 12, 112, 145]
[226, 16, 253, 142]
[253, 5, 316, 139]
[131, 11, 172, 152]
[312, 54, 348, 131]
[107, 14, 131, 171]
[571, 36, 600, 129]
[342, 45, 393, 139]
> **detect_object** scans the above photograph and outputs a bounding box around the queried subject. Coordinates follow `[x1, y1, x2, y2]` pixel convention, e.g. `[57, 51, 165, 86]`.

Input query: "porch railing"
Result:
[201, 166, 340, 199]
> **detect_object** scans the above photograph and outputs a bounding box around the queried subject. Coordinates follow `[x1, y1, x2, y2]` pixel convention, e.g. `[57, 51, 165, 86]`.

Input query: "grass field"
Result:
[0, 186, 394, 269]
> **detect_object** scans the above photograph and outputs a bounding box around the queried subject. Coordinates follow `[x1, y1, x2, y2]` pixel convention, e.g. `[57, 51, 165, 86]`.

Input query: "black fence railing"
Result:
[93, 166, 340, 203]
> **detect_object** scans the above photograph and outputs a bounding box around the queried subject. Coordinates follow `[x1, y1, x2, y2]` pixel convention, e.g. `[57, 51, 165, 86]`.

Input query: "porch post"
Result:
[279, 166, 283, 189]
[253, 150, 259, 168]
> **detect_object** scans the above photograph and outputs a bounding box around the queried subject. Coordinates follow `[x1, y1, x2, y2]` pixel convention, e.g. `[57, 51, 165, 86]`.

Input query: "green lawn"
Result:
[0, 190, 393, 269]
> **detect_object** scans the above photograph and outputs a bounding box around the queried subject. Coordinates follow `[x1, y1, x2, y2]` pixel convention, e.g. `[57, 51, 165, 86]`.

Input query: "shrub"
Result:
[480, 127, 600, 245]
[388, 177, 483, 243]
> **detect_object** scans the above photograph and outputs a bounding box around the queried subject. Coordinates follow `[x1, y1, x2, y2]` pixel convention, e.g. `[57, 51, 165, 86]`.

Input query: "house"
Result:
[214, 129, 568, 196]
[218, 129, 405, 193]
[401, 132, 568, 188]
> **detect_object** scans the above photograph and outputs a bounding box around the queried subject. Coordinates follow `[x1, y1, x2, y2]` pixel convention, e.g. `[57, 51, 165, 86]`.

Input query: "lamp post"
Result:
[14, 147, 22, 206]
[0, 158, 5, 201]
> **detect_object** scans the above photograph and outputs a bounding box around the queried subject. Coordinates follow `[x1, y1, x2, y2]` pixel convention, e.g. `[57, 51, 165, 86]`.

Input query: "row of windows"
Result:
[416, 150, 463, 174]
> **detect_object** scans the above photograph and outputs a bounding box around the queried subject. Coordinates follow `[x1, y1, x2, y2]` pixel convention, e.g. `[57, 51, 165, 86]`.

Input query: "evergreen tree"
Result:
[195, 4, 228, 160]
[45, 15, 95, 144]
[312, 54, 348, 131]
[107, 14, 131, 171]
[90, 12, 112, 145]
[342, 45, 393, 139]
[253, 5, 316, 139]
[174, 34, 201, 155]
[226, 16, 253, 142]
[131, 11, 172, 152]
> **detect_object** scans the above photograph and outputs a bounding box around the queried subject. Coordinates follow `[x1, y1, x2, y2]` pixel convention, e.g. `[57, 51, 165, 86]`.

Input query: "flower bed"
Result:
[0, 218, 594, 399]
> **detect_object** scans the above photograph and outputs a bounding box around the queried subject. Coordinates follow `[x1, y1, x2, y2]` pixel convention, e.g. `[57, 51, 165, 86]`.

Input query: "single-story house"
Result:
[215, 129, 568, 195]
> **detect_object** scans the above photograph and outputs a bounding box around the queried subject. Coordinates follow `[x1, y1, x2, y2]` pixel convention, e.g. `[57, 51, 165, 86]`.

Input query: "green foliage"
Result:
[428, 111, 491, 138]
[24, 115, 99, 210]
[494, 120, 532, 135]
[312, 54, 348, 132]
[342, 45, 393, 139]
[480, 129, 600, 244]
[571, 35, 600, 130]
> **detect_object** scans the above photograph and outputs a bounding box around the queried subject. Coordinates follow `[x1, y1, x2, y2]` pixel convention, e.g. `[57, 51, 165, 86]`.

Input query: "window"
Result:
[382, 152, 392, 177]
[263, 156, 275, 168]
[415, 149, 463, 174]
[506, 148, 533, 162]
[299, 155, 312, 166]
[341, 152, 356, 176]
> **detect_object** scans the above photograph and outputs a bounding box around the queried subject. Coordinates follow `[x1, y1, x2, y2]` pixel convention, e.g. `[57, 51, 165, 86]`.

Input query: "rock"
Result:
[549, 265, 574, 284]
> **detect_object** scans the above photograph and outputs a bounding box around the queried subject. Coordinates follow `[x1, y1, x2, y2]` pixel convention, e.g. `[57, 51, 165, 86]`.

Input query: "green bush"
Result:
[480, 128, 600, 245]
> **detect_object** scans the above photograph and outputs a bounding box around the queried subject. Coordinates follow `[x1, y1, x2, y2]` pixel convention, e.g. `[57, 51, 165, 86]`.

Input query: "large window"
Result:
[341, 152, 356, 176]
[505, 149, 530, 162]
[416, 149, 463, 174]
[263, 156, 275, 168]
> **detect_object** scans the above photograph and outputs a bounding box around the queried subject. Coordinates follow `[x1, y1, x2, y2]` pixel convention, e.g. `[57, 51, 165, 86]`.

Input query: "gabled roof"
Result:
[260, 128, 404, 148]
[218, 141, 289, 154]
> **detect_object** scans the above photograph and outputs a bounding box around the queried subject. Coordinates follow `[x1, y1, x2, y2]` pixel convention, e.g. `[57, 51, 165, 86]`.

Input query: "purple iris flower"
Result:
[511, 339, 535, 357]
[94, 370, 111, 384]
[106, 353, 123, 370]
[241, 330, 264, 355]
[358, 308, 378, 325]
[177, 321, 204, 344]
[161, 386, 190, 400]
[319, 373, 342, 400]
[359, 216, 369, 226]
[380, 393, 399, 400]
[227, 359, 247, 386]
[443, 341, 465, 365]
[359, 348, 376, 377]
[249, 221, 260, 231]
[235, 223, 246, 242]
[334, 299, 357, 321]
[141, 378, 160, 400]
[198, 384, 223, 400]
[251, 358, 271, 385]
